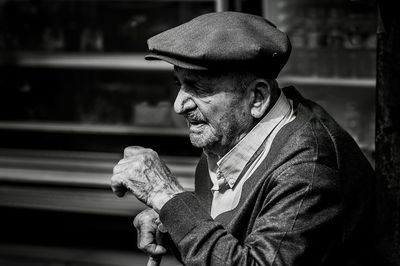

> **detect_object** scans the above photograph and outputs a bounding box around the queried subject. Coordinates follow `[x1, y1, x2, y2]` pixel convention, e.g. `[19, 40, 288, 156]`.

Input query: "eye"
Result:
[173, 77, 181, 87]
[173, 76, 215, 97]
[191, 84, 215, 97]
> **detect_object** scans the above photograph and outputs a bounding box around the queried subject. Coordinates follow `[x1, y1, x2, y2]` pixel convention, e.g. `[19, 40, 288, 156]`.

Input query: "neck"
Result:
[270, 87, 281, 107]
[204, 125, 255, 159]
[204, 87, 282, 159]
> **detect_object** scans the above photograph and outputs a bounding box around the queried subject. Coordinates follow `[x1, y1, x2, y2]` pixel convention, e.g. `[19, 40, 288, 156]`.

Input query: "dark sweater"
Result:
[160, 86, 375, 266]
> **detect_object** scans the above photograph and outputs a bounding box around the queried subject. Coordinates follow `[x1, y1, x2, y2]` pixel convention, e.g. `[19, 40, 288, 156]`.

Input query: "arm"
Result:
[159, 162, 342, 266]
[110, 146, 342, 265]
[110, 146, 185, 264]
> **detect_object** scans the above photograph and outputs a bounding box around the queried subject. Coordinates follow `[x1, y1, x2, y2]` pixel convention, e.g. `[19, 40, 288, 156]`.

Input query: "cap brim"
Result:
[144, 54, 208, 70]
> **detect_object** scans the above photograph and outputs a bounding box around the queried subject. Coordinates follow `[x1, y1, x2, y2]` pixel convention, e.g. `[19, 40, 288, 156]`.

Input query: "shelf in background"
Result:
[0, 148, 197, 216]
[0, 52, 173, 70]
[0, 53, 377, 88]
[278, 76, 376, 88]
[0, 121, 188, 136]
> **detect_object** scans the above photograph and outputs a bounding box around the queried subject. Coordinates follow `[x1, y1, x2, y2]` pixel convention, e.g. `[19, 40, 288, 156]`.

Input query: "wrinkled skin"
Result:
[111, 146, 184, 212]
[133, 209, 167, 259]
[173, 67, 254, 157]
[110, 68, 265, 262]
[110, 146, 184, 265]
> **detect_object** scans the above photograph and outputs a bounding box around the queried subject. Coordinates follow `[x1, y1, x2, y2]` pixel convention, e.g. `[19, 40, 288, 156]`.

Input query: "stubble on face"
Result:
[188, 91, 253, 157]
[174, 68, 254, 157]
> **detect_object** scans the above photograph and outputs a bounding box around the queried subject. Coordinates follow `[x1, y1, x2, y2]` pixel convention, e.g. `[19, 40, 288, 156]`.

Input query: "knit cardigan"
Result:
[159, 86, 375, 266]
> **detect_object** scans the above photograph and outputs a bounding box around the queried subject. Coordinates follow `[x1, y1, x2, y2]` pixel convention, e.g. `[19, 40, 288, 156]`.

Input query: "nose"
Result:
[174, 89, 196, 114]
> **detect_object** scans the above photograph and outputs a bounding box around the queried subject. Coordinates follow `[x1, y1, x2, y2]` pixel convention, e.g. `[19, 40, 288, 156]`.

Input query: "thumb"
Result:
[142, 242, 167, 256]
[147, 255, 162, 266]
[110, 174, 128, 197]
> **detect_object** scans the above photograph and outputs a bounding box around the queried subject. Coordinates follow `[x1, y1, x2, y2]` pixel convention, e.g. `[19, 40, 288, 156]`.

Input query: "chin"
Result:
[189, 136, 207, 149]
[189, 133, 216, 150]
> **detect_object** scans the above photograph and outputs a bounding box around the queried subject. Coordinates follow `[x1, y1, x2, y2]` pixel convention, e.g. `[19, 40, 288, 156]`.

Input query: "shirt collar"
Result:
[207, 90, 292, 190]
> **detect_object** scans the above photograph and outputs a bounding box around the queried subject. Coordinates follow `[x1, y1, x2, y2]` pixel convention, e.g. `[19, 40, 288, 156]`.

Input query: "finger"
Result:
[118, 158, 131, 164]
[133, 213, 142, 229]
[138, 234, 167, 256]
[113, 158, 137, 175]
[138, 225, 167, 255]
[111, 174, 147, 200]
[124, 146, 146, 159]
[142, 243, 167, 255]
[134, 210, 163, 256]
[134, 209, 158, 228]
[110, 173, 128, 197]
[147, 255, 162, 266]
[157, 223, 168, 234]
[138, 227, 156, 251]
[113, 158, 132, 174]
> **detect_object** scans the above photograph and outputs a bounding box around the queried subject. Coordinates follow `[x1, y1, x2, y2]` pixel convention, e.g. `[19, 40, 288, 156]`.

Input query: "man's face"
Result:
[173, 67, 254, 156]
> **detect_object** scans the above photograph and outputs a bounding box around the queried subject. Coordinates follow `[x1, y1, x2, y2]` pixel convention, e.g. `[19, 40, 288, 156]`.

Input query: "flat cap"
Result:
[145, 11, 291, 79]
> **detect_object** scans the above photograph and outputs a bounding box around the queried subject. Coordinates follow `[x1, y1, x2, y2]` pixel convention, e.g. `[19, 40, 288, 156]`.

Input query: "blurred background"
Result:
[0, 0, 377, 265]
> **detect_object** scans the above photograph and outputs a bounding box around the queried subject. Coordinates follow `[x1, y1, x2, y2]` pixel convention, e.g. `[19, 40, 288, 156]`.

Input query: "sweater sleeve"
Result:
[159, 162, 342, 266]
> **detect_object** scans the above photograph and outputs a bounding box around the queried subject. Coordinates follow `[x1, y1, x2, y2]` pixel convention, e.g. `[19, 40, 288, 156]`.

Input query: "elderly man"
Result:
[111, 12, 375, 266]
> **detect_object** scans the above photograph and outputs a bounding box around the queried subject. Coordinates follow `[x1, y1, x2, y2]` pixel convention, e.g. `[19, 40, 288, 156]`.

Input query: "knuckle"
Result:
[144, 208, 156, 216]
[124, 146, 140, 157]
[138, 242, 150, 251]
[137, 155, 146, 164]
[133, 216, 140, 227]
[123, 146, 131, 155]
[134, 209, 150, 223]
[124, 146, 133, 158]
[135, 213, 149, 224]
[144, 147, 152, 153]
[112, 165, 119, 174]
[118, 158, 128, 164]
[147, 149, 157, 157]
[143, 244, 154, 254]
[127, 167, 136, 177]
[134, 215, 144, 225]
[110, 174, 119, 184]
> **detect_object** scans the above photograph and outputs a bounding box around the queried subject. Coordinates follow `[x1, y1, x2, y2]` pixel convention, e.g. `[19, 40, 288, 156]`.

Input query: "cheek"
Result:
[203, 106, 227, 130]
[195, 100, 220, 124]
[197, 94, 250, 132]
[225, 102, 252, 129]
[213, 105, 248, 132]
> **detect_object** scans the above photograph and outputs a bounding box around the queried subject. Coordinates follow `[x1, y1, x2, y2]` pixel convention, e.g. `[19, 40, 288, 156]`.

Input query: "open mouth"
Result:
[187, 120, 206, 131]
[185, 113, 206, 128]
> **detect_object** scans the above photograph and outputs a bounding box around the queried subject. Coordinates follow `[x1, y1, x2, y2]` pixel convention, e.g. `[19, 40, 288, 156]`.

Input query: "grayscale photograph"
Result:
[0, 0, 398, 265]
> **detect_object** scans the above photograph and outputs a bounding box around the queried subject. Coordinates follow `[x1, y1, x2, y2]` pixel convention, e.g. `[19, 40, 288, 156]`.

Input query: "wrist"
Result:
[150, 190, 185, 213]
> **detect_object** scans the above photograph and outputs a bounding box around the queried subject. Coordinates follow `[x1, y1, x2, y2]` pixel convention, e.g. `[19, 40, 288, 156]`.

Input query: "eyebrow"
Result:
[173, 72, 202, 87]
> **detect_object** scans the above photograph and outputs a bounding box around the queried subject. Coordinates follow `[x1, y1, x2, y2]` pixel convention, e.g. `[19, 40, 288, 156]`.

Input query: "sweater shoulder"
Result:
[267, 86, 373, 181]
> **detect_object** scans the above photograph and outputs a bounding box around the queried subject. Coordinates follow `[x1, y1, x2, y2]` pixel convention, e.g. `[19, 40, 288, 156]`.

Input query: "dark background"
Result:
[0, 0, 399, 265]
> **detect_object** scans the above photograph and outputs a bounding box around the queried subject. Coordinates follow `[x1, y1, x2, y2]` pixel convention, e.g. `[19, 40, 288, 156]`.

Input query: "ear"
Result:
[248, 79, 271, 119]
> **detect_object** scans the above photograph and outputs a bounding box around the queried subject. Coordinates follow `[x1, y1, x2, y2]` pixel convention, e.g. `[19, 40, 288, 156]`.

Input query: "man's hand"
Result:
[134, 208, 167, 256]
[134, 208, 167, 266]
[110, 146, 185, 212]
